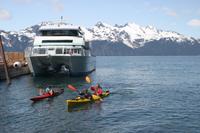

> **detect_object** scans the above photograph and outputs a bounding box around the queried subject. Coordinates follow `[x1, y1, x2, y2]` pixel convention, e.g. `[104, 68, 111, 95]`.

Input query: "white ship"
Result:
[25, 22, 96, 76]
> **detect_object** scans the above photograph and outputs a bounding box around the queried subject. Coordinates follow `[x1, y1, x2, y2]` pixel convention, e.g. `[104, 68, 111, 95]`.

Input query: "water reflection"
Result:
[67, 101, 103, 112]
[32, 73, 96, 90]
[33, 75, 81, 86]
[31, 97, 55, 106]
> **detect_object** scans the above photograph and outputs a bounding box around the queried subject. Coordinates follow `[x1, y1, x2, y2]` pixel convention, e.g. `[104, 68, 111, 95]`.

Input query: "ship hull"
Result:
[27, 55, 96, 76]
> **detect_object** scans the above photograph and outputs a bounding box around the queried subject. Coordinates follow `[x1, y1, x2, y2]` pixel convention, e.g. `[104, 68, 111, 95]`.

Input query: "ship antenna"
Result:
[61, 16, 63, 23]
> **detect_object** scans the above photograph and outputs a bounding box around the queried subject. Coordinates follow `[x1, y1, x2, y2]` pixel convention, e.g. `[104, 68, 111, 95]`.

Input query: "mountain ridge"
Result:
[0, 21, 200, 55]
[85, 21, 199, 48]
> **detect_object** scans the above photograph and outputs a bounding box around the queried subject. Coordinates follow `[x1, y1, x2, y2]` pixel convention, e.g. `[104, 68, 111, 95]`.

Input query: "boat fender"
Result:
[13, 61, 22, 68]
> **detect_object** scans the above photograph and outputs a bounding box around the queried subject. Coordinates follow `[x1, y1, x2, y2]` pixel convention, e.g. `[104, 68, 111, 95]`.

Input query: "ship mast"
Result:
[60, 16, 63, 24]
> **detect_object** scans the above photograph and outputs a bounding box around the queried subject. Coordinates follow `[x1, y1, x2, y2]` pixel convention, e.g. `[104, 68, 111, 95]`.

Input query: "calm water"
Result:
[1, 56, 200, 133]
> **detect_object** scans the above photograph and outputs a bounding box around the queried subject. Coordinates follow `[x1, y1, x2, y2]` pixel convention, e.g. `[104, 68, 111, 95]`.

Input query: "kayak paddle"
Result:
[67, 84, 77, 92]
[85, 76, 92, 83]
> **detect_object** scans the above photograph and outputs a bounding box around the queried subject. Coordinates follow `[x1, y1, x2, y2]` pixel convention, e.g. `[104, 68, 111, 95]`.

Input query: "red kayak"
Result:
[30, 89, 64, 102]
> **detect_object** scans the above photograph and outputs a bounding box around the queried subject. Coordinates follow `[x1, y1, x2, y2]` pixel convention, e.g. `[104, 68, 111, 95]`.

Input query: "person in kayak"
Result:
[79, 89, 92, 99]
[91, 84, 103, 96]
[45, 86, 54, 96]
[49, 89, 54, 96]
[45, 87, 50, 92]
[97, 87, 103, 96]
[96, 84, 103, 96]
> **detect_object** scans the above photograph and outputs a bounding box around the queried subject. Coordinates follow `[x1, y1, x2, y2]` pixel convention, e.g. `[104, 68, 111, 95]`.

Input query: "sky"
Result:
[0, 0, 200, 38]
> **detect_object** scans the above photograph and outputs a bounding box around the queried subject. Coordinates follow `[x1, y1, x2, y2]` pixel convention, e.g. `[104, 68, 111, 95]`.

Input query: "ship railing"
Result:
[24, 46, 90, 56]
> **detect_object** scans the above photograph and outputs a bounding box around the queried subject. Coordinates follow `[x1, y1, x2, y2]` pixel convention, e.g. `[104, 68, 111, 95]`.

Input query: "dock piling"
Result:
[0, 35, 11, 85]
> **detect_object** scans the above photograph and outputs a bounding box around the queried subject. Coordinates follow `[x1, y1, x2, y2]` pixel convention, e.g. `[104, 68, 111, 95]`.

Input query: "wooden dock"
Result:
[0, 35, 30, 82]
[0, 65, 30, 80]
[0, 52, 30, 81]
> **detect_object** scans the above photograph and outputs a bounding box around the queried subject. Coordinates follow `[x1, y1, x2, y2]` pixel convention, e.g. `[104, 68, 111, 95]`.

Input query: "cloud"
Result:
[162, 7, 178, 17]
[166, 10, 177, 17]
[187, 19, 200, 27]
[0, 9, 12, 20]
[146, 4, 178, 17]
[52, 0, 64, 13]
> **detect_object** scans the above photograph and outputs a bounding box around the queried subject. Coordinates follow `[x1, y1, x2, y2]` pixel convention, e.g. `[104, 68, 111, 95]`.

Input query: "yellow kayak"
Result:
[66, 91, 110, 107]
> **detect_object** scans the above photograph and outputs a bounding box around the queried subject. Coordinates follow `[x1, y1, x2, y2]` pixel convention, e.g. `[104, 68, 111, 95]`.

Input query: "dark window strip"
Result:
[42, 40, 73, 43]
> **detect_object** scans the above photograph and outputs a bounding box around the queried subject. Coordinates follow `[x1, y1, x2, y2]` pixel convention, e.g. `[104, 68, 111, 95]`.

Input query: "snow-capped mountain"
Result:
[0, 21, 200, 55]
[0, 24, 40, 51]
[85, 21, 199, 49]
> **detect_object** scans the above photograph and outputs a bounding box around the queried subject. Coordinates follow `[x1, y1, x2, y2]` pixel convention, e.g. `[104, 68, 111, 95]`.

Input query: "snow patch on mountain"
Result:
[86, 21, 197, 48]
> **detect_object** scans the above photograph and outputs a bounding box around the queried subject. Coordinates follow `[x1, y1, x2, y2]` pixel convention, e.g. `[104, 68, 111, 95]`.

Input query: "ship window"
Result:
[56, 48, 63, 54]
[64, 49, 70, 54]
[43, 40, 73, 43]
[73, 49, 77, 54]
[72, 49, 81, 54]
[40, 30, 79, 37]
[78, 49, 81, 54]
[38, 48, 46, 54]
[33, 48, 38, 54]
[48, 48, 54, 50]
[70, 49, 73, 54]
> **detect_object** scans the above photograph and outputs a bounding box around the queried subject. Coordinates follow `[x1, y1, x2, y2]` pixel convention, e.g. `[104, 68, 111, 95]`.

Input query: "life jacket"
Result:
[90, 86, 95, 91]
[49, 90, 53, 95]
[97, 88, 103, 95]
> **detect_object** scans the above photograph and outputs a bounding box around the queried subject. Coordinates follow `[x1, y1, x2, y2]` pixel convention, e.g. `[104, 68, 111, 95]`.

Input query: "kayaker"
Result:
[48, 89, 55, 96]
[45, 87, 50, 92]
[39, 89, 44, 95]
[97, 87, 103, 96]
[93, 84, 103, 96]
[79, 89, 92, 99]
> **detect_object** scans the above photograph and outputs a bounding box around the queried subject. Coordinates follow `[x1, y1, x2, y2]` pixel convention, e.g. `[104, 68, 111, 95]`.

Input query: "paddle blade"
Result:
[85, 76, 91, 83]
[67, 84, 77, 91]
